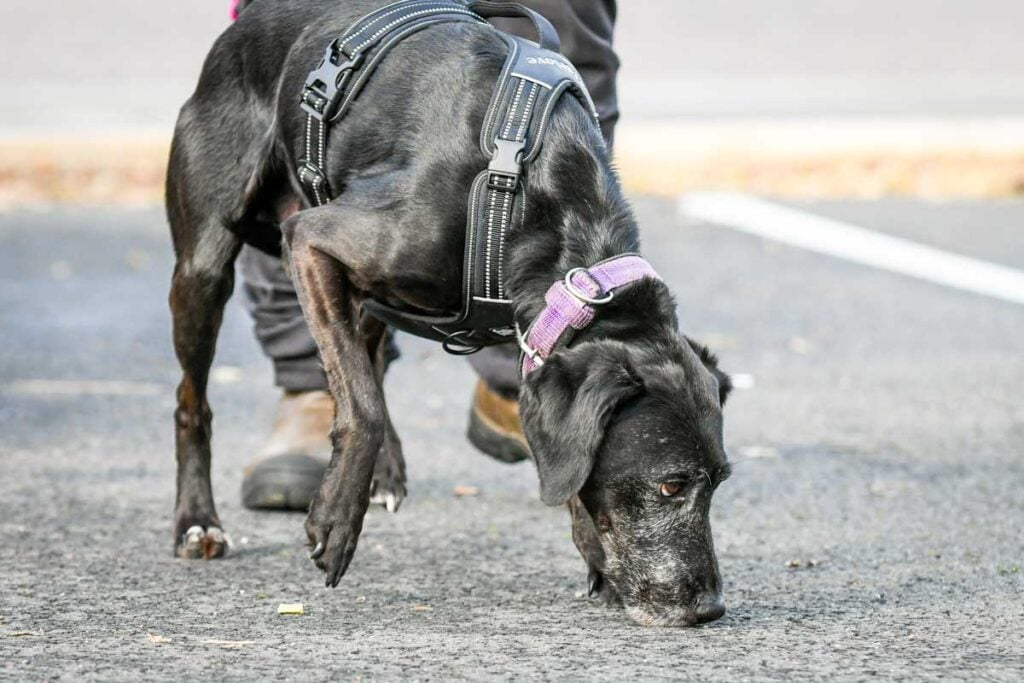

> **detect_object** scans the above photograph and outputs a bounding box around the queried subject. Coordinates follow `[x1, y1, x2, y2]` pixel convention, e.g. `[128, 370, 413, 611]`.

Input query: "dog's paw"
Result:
[588, 568, 621, 606]
[369, 473, 405, 513]
[305, 514, 360, 587]
[368, 442, 406, 513]
[176, 524, 229, 560]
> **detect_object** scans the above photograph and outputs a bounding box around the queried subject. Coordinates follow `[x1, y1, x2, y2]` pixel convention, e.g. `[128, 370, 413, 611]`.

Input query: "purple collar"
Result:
[518, 254, 662, 376]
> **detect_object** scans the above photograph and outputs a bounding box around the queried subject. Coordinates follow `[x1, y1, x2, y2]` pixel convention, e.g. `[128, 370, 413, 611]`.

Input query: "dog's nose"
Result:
[694, 596, 726, 624]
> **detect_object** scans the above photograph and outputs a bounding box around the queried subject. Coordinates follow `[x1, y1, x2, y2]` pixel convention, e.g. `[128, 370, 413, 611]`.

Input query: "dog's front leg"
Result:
[283, 205, 387, 587]
[569, 496, 620, 605]
[362, 313, 407, 513]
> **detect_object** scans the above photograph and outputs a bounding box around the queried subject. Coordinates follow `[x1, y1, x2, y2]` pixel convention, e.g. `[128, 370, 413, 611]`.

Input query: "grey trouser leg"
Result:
[240, 0, 619, 396]
[239, 247, 329, 392]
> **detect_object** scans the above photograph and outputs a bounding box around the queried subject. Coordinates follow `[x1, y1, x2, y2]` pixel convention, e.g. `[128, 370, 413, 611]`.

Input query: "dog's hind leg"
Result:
[165, 97, 261, 558]
[168, 222, 241, 559]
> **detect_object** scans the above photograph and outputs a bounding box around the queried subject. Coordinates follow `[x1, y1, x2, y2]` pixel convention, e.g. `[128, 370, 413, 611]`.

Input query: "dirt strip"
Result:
[614, 119, 1024, 199]
[0, 134, 170, 207]
[2, 123, 1022, 207]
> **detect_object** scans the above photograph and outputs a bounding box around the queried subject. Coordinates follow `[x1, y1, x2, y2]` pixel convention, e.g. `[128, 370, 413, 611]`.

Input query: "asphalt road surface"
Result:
[2, 198, 1022, 680]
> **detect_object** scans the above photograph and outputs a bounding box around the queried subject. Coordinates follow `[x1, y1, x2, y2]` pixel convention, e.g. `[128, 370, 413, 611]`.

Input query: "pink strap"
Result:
[520, 255, 661, 375]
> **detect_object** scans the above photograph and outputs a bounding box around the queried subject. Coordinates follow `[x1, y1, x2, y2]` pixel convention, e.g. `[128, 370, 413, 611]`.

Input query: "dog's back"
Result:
[177, 2, 515, 273]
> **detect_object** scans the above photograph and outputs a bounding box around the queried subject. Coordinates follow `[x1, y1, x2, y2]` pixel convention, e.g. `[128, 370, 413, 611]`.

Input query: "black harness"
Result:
[296, 0, 599, 354]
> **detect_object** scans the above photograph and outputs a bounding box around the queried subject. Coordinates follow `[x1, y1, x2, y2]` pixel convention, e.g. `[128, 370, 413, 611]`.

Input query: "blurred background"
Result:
[1, 1, 1022, 679]
[2, 0, 1023, 199]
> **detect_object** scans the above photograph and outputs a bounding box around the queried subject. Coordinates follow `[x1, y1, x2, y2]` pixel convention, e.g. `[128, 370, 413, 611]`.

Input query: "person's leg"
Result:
[238, 245, 401, 391]
[239, 246, 329, 393]
[468, 0, 620, 461]
[230, 0, 335, 510]
[237, 246, 335, 510]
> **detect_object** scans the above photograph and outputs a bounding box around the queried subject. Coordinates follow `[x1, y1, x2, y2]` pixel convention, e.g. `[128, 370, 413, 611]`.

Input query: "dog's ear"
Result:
[683, 336, 732, 406]
[520, 344, 643, 506]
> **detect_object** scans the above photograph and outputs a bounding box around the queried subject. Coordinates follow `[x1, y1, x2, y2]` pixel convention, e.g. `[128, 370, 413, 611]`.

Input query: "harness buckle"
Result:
[300, 41, 363, 121]
[487, 138, 527, 190]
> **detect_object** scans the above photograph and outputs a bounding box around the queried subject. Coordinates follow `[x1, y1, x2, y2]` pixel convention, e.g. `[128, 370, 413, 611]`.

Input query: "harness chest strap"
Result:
[362, 30, 599, 350]
[350, 10, 598, 351]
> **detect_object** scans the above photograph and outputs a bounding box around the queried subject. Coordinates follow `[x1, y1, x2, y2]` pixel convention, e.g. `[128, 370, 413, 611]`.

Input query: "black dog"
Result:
[167, 0, 733, 626]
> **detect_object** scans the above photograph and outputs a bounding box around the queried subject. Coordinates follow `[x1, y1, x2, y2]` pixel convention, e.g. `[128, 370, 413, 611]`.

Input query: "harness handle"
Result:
[466, 1, 561, 52]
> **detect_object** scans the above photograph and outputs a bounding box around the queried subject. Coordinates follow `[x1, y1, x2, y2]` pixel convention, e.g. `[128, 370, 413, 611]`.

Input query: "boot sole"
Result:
[241, 453, 326, 511]
[467, 405, 531, 464]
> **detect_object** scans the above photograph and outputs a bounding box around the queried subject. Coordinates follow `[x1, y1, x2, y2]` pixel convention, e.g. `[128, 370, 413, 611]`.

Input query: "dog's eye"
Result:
[659, 482, 684, 498]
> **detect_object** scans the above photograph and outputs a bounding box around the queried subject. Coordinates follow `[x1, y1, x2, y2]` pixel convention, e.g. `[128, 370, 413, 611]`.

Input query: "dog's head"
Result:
[521, 335, 732, 627]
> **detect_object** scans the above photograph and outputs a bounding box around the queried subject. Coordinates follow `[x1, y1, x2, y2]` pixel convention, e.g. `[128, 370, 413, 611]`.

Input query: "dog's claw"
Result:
[305, 512, 359, 588]
[370, 440, 406, 514]
[369, 490, 403, 513]
[181, 525, 205, 558]
[177, 524, 229, 560]
[588, 569, 603, 597]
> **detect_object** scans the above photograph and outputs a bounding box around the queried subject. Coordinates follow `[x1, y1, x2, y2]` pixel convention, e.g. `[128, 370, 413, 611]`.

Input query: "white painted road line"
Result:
[679, 192, 1024, 306]
[6, 379, 163, 397]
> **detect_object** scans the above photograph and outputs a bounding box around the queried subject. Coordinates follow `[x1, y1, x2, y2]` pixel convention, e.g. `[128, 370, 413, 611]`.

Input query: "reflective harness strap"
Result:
[443, 35, 599, 350]
[298, 1, 486, 205]
[298, 0, 600, 354]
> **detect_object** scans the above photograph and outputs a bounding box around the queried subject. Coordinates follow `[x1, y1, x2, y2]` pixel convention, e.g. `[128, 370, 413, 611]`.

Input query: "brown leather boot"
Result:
[241, 390, 333, 511]
[467, 380, 530, 463]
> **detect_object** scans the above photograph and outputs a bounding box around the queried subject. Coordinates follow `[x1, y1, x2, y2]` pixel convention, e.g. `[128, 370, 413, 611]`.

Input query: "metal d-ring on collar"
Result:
[564, 267, 615, 305]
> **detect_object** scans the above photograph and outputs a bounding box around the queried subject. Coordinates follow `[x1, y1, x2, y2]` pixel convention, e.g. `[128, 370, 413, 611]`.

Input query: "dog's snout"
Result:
[694, 595, 726, 624]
